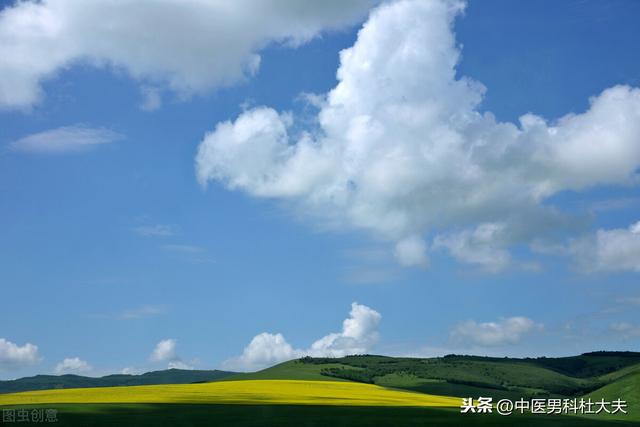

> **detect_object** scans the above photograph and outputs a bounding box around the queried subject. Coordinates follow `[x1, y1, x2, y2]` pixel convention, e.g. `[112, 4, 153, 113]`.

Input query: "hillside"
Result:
[582, 367, 640, 421]
[0, 369, 236, 394]
[221, 360, 357, 382]
[239, 352, 640, 402]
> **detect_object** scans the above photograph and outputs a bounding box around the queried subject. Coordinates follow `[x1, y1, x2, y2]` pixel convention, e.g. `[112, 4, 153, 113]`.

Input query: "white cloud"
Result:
[150, 339, 177, 362]
[149, 338, 193, 370]
[133, 224, 177, 237]
[167, 360, 194, 370]
[55, 357, 92, 374]
[223, 333, 300, 372]
[450, 317, 543, 347]
[433, 223, 511, 272]
[10, 125, 121, 153]
[0, 0, 375, 109]
[0, 338, 40, 371]
[223, 302, 381, 371]
[308, 302, 381, 357]
[196, 0, 640, 271]
[569, 221, 640, 273]
[394, 236, 429, 267]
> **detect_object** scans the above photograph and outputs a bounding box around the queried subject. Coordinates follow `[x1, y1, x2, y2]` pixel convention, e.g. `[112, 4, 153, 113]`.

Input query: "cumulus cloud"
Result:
[225, 333, 300, 372]
[196, 0, 640, 271]
[450, 317, 543, 347]
[308, 302, 382, 357]
[0, 0, 375, 109]
[150, 338, 193, 370]
[0, 338, 40, 371]
[223, 302, 381, 371]
[150, 339, 177, 362]
[55, 357, 92, 374]
[10, 126, 121, 153]
[569, 221, 640, 273]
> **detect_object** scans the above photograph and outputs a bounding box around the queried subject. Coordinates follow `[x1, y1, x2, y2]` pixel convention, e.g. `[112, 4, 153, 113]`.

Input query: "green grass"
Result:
[220, 360, 358, 382]
[580, 370, 640, 421]
[373, 373, 539, 401]
[298, 354, 640, 398]
[1, 404, 636, 427]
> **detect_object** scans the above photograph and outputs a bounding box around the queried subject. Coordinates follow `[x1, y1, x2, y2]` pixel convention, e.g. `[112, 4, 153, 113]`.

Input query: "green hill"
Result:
[221, 360, 357, 382]
[232, 352, 640, 404]
[582, 368, 640, 421]
[0, 369, 236, 394]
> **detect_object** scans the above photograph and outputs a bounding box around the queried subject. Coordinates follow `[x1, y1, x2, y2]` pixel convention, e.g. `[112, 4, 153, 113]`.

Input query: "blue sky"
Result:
[1, 0, 639, 378]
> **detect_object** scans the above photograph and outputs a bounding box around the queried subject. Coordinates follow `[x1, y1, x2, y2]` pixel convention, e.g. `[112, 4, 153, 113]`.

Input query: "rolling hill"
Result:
[281, 352, 640, 401]
[582, 367, 640, 421]
[0, 368, 236, 394]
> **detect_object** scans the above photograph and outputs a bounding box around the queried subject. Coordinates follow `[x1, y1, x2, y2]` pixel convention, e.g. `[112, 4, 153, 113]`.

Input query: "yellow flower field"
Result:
[0, 380, 460, 407]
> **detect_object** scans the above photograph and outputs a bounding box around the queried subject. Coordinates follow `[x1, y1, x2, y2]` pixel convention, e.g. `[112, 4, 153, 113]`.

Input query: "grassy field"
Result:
[580, 369, 640, 422]
[0, 379, 459, 407]
[300, 353, 640, 398]
[221, 360, 356, 382]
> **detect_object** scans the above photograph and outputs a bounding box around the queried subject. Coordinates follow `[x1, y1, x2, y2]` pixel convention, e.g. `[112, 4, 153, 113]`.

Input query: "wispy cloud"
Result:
[450, 317, 544, 347]
[10, 126, 122, 153]
[161, 244, 214, 264]
[161, 244, 205, 254]
[119, 305, 167, 320]
[609, 322, 640, 340]
[615, 295, 640, 306]
[133, 224, 177, 237]
[139, 86, 162, 112]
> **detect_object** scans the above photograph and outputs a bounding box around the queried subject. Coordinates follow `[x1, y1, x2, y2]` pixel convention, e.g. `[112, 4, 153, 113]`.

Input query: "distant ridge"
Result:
[0, 368, 236, 394]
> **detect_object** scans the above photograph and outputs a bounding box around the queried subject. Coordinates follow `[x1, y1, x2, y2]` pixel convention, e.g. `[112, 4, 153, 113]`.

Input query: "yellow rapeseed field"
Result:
[0, 380, 460, 407]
